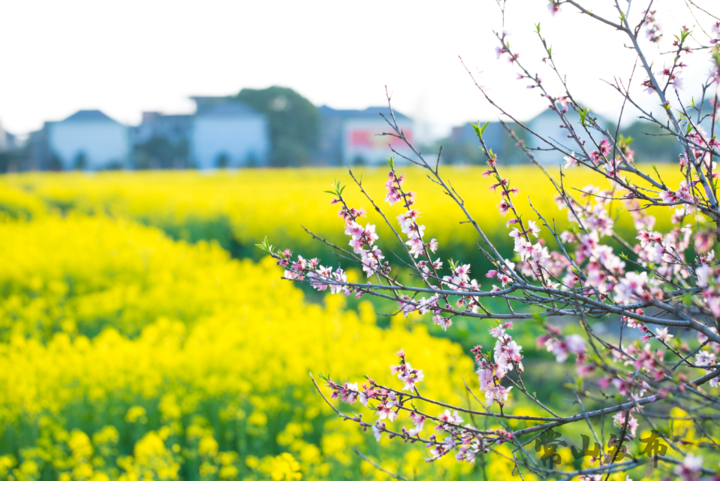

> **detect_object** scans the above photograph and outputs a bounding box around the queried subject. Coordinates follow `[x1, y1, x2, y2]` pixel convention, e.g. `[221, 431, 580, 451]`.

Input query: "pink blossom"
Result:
[674, 453, 703, 479]
[498, 199, 510, 216]
[373, 421, 385, 441]
[495, 338, 524, 372]
[409, 412, 425, 436]
[694, 231, 714, 254]
[406, 238, 425, 258]
[696, 350, 718, 386]
[547, 1, 561, 16]
[566, 334, 586, 354]
[436, 409, 464, 430]
[612, 412, 639, 439]
[526, 220, 541, 238]
[613, 271, 649, 304]
[376, 398, 398, 421]
[485, 385, 512, 405]
[396, 362, 425, 391]
[655, 327, 674, 343]
[564, 153, 578, 168]
[490, 325, 505, 338]
[433, 315, 453, 331]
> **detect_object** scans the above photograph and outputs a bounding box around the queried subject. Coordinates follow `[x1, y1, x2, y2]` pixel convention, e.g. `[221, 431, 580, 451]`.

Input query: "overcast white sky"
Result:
[0, 0, 718, 138]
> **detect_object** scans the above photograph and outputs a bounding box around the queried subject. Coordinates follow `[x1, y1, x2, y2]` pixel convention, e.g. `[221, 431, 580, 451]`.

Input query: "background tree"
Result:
[235, 86, 319, 167]
[133, 137, 189, 170]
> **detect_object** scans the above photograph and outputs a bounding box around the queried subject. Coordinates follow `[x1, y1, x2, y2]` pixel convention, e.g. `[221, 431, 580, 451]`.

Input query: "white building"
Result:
[526, 107, 609, 165]
[0, 121, 17, 153]
[0, 121, 7, 152]
[316, 106, 415, 165]
[190, 101, 269, 168]
[48, 110, 130, 170]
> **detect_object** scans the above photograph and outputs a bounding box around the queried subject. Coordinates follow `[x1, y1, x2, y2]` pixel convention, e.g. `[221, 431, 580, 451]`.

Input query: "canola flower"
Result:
[0, 214, 531, 480]
[0, 168, 698, 480]
[0, 166, 684, 265]
[0, 185, 46, 221]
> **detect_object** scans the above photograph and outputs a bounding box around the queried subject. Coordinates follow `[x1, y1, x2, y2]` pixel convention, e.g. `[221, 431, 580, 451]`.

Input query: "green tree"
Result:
[73, 152, 88, 170]
[235, 86, 319, 167]
[619, 120, 682, 163]
[133, 137, 189, 170]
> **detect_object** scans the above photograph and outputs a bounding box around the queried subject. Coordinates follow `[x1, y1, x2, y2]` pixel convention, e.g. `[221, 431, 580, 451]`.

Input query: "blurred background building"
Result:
[132, 112, 192, 170]
[0, 122, 16, 153]
[47, 110, 130, 170]
[190, 98, 269, 169]
[0, 85, 684, 172]
[316, 106, 414, 165]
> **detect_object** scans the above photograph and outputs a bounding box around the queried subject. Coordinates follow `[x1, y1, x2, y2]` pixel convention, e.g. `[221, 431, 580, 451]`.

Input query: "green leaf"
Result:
[531, 308, 545, 326]
[535, 22, 541, 33]
[255, 236, 274, 255]
[386, 154, 395, 170]
[652, 165, 662, 181]
[326, 179, 346, 198]
[579, 108, 591, 127]
[683, 292, 694, 307]
[471, 121, 490, 141]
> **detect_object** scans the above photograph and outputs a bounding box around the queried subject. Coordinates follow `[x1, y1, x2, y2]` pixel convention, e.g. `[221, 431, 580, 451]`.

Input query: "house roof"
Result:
[62, 110, 121, 124]
[141, 112, 193, 123]
[196, 101, 260, 117]
[318, 105, 410, 120]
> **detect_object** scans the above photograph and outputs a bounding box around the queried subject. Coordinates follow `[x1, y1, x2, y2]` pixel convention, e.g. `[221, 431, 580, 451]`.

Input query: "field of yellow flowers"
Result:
[0, 165, 682, 264]
[0, 166, 688, 481]
[0, 214, 502, 480]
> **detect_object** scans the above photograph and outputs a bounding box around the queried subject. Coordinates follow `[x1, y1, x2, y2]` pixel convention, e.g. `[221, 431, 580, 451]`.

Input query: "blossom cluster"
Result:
[325, 351, 491, 463]
[473, 322, 523, 406]
[268, 2, 720, 478]
[385, 170, 439, 259]
[338, 203, 387, 278]
[537, 325, 586, 364]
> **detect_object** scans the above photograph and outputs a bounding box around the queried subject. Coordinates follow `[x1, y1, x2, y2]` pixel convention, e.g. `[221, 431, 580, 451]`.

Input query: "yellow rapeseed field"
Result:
[0, 214, 546, 481]
[0, 166, 689, 481]
[0, 165, 683, 263]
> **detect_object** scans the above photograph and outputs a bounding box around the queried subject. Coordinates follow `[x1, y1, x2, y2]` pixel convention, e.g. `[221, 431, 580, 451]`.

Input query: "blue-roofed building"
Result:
[132, 112, 192, 169]
[316, 106, 415, 165]
[525, 108, 611, 165]
[445, 121, 527, 165]
[190, 98, 270, 168]
[48, 110, 130, 170]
